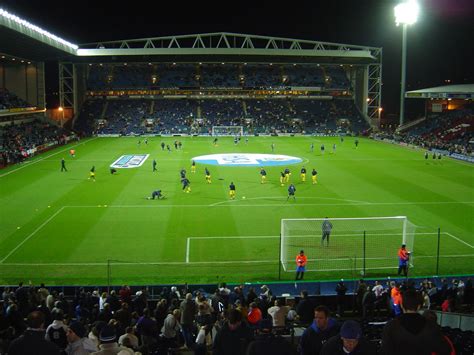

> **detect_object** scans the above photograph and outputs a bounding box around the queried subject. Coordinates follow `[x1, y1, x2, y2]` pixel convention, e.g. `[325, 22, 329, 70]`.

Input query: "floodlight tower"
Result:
[394, 0, 419, 126]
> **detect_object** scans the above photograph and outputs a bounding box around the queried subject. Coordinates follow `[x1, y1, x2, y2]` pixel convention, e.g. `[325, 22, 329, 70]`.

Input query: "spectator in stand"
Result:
[153, 299, 168, 332]
[65, 321, 98, 354]
[8, 311, 60, 355]
[299, 305, 340, 355]
[390, 282, 402, 317]
[247, 302, 262, 328]
[372, 281, 387, 315]
[114, 303, 132, 329]
[381, 288, 452, 355]
[180, 293, 197, 348]
[45, 308, 68, 352]
[246, 287, 258, 305]
[212, 309, 254, 355]
[335, 281, 347, 317]
[355, 279, 367, 315]
[296, 290, 314, 325]
[161, 309, 181, 349]
[119, 285, 132, 305]
[321, 320, 376, 355]
[90, 324, 131, 355]
[441, 296, 454, 312]
[136, 308, 158, 349]
[267, 298, 290, 327]
[118, 326, 139, 350]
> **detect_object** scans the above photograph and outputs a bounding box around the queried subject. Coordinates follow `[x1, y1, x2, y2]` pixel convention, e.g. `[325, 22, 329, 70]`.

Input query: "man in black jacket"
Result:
[299, 305, 340, 355]
[381, 288, 452, 355]
[8, 311, 60, 355]
[213, 309, 254, 355]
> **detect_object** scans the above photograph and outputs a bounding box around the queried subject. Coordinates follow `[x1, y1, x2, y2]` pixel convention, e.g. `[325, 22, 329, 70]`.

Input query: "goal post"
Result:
[280, 216, 416, 275]
[211, 126, 244, 136]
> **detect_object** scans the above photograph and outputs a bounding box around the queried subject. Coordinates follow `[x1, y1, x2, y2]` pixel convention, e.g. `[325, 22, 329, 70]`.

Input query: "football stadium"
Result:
[1, 2, 473, 354]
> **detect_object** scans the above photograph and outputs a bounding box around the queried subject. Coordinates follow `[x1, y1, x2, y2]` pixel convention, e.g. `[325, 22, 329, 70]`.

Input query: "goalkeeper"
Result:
[295, 250, 307, 280]
[321, 217, 333, 247]
[397, 244, 410, 277]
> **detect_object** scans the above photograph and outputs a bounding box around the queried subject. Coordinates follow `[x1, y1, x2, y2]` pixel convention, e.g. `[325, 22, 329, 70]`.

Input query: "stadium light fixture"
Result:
[58, 106, 64, 127]
[0, 8, 79, 50]
[394, 0, 419, 127]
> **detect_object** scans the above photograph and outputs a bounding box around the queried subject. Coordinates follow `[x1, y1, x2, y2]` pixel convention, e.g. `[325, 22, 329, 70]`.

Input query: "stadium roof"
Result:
[1, 7, 380, 64]
[406, 84, 474, 99]
[0, 8, 77, 61]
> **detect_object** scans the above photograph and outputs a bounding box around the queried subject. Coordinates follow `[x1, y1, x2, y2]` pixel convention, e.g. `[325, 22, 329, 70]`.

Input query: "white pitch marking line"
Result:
[2, 254, 473, 267]
[0, 138, 98, 178]
[189, 235, 278, 239]
[0, 206, 66, 263]
[445, 232, 474, 249]
[210, 196, 369, 207]
[186, 238, 190, 263]
[62, 201, 474, 209]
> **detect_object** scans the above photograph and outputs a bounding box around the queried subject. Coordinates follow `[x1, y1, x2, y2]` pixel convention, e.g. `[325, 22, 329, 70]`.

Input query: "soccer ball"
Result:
[242, 196, 246, 199]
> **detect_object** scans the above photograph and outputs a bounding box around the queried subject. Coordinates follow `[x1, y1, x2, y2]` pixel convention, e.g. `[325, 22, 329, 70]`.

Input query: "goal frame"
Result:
[211, 125, 244, 137]
[280, 216, 413, 273]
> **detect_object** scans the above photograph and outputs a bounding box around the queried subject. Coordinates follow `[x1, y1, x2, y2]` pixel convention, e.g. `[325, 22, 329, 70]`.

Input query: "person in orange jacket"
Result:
[296, 250, 308, 280]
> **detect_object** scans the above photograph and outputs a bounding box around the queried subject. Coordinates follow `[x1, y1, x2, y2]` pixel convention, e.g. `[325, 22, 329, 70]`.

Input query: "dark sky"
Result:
[2, 0, 473, 117]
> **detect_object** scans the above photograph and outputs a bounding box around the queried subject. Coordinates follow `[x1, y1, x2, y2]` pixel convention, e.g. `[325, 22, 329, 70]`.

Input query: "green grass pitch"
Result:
[0, 136, 473, 286]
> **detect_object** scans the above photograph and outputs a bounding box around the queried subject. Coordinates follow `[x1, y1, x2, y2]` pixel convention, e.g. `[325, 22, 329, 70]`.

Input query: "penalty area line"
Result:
[0, 206, 66, 263]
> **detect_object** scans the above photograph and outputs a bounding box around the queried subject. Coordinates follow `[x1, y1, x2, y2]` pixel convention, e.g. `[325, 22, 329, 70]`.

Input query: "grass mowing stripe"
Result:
[0, 206, 65, 263]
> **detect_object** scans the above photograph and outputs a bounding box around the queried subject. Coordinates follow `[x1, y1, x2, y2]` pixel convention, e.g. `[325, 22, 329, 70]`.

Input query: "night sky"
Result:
[2, 0, 473, 117]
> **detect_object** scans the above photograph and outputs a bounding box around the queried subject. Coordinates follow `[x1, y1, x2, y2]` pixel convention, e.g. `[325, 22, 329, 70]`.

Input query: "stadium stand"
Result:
[199, 64, 241, 88]
[375, 104, 474, 155]
[0, 276, 473, 354]
[0, 117, 67, 166]
[0, 88, 32, 109]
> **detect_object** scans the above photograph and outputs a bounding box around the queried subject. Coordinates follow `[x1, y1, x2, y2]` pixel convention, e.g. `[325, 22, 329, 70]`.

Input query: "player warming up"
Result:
[205, 167, 212, 184]
[229, 182, 236, 200]
[300, 167, 306, 182]
[181, 177, 191, 193]
[260, 168, 267, 184]
[321, 217, 333, 246]
[295, 250, 307, 280]
[287, 184, 296, 201]
[89, 166, 96, 182]
[311, 169, 318, 185]
[147, 189, 164, 200]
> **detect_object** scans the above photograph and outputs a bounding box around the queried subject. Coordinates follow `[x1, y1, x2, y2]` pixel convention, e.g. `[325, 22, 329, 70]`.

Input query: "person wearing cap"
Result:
[295, 250, 307, 281]
[299, 305, 340, 355]
[65, 321, 98, 354]
[90, 324, 132, 355]
[321, 320, 376, 354]
[397, 244, 410, 277]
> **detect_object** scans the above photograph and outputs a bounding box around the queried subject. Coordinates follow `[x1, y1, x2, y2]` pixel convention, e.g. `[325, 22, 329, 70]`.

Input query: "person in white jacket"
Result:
[66, 321, 98, 354]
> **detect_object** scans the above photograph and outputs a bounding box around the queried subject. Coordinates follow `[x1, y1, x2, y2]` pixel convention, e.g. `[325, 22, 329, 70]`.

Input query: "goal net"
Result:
[211, 126, 244, 136]
[280, 216, 416, 275]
